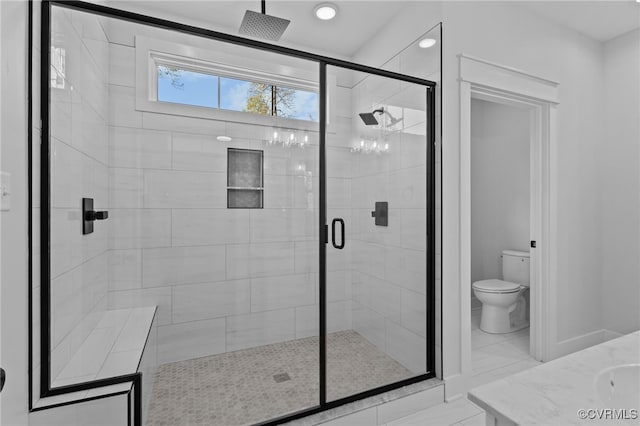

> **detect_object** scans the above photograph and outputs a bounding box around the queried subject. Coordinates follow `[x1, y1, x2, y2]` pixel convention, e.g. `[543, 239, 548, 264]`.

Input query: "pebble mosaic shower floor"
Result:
[147, 330, 413, 425]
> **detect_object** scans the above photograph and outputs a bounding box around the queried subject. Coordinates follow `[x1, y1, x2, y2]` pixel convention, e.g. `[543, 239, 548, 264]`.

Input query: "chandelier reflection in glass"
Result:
[266, 128, 310, 148]
[351, 138, 390, 154]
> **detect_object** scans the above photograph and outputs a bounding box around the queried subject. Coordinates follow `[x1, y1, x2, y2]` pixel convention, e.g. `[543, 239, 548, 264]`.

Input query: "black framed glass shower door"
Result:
[37, 2, 436, 424]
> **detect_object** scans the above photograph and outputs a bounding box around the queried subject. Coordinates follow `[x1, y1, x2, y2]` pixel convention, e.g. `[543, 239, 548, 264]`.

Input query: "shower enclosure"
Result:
[33, 2, 438, 424]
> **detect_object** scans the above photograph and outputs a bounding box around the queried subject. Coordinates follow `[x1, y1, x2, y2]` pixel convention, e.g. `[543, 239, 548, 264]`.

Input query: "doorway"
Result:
[458, 54, 560, 392]
[468, 97, 538, 386]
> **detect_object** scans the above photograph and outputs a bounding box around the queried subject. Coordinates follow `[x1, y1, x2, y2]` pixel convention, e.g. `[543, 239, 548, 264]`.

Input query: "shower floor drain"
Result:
[273, 373, 291, 383]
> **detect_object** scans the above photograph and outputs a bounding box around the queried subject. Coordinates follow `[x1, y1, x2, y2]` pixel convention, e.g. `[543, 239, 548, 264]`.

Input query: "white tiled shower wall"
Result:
[105, 30, 353, 364]
[347, 68, 428, 374]
[343, 38, 442, 375]
[49, 8, 110, 381]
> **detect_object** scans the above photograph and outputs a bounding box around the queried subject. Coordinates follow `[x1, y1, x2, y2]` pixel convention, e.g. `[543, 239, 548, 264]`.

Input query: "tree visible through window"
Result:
[157, 64, 318, 122]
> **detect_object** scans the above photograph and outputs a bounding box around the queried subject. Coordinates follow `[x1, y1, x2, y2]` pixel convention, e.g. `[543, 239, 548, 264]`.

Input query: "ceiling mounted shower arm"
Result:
[261, 0, 266, 14]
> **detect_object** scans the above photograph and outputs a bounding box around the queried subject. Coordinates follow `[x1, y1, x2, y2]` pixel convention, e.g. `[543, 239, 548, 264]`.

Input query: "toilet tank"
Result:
[501, 250, 530, 286]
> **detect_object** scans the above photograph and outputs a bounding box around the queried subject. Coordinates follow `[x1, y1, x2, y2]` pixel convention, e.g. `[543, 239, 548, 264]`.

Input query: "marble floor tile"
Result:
[387, 398, 483, 426]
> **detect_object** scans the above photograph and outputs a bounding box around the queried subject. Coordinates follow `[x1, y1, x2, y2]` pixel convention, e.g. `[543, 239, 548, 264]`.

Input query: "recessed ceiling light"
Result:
[314, 3, 338, 20]
[418, 38, 436, 49]
[217, 136, 232, 142]
[418, 38, 437, 49]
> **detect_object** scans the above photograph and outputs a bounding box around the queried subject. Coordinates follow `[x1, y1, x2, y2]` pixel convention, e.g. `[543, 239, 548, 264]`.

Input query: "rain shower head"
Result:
[239, 0, 290, 41]
[359, 108, 385, 126]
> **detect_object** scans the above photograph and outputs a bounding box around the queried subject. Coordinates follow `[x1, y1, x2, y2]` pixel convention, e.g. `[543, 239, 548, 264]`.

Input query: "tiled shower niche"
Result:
[227, 148, 264, 208]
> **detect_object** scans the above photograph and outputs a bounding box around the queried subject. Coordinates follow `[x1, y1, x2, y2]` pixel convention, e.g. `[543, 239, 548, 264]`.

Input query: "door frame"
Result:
[458, 54, 559, 383]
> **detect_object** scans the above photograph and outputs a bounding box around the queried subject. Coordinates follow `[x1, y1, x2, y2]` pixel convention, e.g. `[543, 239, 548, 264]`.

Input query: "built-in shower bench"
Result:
[51, 306, 157, 388]
[32, 305, 158, 418]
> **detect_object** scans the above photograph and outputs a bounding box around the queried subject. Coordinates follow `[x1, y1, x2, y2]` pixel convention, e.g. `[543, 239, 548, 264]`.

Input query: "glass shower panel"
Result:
[326, 65, 429, 401]
[47, 6, 321, 424]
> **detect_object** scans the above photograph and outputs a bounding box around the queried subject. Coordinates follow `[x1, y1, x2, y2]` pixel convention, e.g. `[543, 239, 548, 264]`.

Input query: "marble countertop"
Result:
[468, 331, 640, 425]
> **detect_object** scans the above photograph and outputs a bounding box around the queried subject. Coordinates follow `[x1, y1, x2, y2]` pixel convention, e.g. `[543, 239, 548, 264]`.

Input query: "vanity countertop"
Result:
[468, 331, 640, 425]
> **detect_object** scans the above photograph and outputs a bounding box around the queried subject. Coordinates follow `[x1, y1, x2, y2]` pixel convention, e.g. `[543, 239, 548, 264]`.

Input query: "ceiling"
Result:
[103, 0, 639, 57]
[518, 1, 640, 42]
[104, 1, 412, 58]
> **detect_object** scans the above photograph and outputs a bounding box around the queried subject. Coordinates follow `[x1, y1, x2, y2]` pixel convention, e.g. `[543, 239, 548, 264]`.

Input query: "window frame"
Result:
[136, 35, 328, 131]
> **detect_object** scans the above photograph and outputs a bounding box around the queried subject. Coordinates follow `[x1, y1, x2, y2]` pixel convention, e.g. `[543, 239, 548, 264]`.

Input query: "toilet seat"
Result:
[472, 279, 521, 294]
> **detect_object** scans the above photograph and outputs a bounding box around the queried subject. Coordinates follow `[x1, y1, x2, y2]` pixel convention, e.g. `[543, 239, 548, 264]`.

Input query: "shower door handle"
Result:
[331, 218, 345, 249]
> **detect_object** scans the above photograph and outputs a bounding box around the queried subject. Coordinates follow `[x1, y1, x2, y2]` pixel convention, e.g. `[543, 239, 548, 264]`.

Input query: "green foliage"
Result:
[243, 83, 296, 117]
[157, 66, 184, 90]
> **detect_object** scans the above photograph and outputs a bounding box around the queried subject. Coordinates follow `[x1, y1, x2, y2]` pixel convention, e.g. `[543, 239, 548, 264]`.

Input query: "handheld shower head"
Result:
[359, 108, 384, 126]
[239, 0, 290, 41]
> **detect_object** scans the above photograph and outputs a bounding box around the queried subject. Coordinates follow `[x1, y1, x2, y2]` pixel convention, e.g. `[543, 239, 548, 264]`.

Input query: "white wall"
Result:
[1, 0, 30, 424]
[470, 99, 530, 286]
[355, 1, 606, 394]
[601, 28, 640, 335]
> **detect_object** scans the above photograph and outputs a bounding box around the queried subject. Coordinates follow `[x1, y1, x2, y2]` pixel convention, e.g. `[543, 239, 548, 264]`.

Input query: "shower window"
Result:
[157, 65, 219, 108]
[140, 37, 320, 125]
[155, 64, 318, 121]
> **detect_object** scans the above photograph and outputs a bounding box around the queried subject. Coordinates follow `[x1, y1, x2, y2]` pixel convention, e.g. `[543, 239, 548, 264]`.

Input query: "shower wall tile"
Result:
[142, 245, 226, 287]
[172, 279, 251, 323]
[294, 240, 318, 274]
[388, 167, 427, 209]
[172, 209, 251, 246]
[157, 318, 226, 364]
[249, 208, 293, 242]
[226, 242, 294, 280]
[263, 175, 294, 209]
[109, 85, 142, 127]
[385, 320, 426, 374]
[142, 111, 226, 135]
[143, 169, 226, 208]
[293, 175, 319, 209]
[291, 208, 316, 240]
[108, 209, 171, 249]
[353, 241, 385, 280]
[401, 133, 427, 169]
[108, 126, 172, 170]
[326, 147, 353, 179]
[369, 276, 403, 324]
[49, 7, 110, 380]
[327, 269, 352, 302]
[172, 132, 225, 172]
[250, 273, 315, 312]
[109, 44, 134, 87]
[384, 247, 427, 295]
[109, 168, 143, 208]
[108, 249, 142, 291]
[226, 309, 295, 352]
[294, 300, 352, 339]
[295, 305, 318, 339]
[107, 287, 172, 326]
[401, 288, 427, 338]
[352, 302, 386, 352]
[400, 209, 427, 251]
[328, 300, 353, 332]
[335, 86, 353, 118]
[326, 178, 352, 209]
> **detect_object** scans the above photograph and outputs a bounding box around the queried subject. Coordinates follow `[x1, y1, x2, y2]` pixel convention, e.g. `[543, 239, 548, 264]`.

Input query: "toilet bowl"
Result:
[472, 250, 530, 334]
[472, 280, 526, 333]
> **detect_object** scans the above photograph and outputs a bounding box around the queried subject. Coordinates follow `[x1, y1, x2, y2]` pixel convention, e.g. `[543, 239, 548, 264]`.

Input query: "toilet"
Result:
[472, 250, 530, 334]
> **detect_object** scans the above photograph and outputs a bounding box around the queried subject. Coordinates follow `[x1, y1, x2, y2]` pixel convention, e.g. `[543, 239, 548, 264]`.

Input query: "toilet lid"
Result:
[472, 279, 521, 293]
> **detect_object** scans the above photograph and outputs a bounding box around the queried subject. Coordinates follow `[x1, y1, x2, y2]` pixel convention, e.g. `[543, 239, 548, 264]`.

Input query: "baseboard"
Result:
[443, 373, 467, 402]
[553, 329, 608, 359]
[603, 329, 624, 341]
